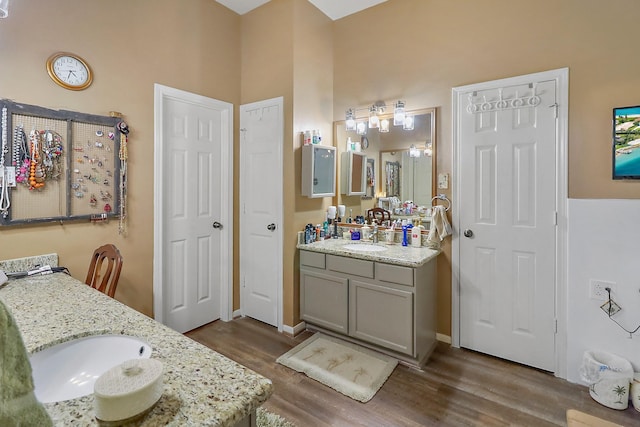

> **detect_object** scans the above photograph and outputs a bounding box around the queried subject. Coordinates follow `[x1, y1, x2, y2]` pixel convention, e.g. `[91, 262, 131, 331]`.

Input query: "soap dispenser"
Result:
[361, 222, 371, 241]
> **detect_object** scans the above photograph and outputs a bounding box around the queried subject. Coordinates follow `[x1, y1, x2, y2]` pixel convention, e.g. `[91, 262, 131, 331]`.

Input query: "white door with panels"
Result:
[240, 97, 283, 329]
[455, 74, 562, 372]
[153, 84, 233, 333]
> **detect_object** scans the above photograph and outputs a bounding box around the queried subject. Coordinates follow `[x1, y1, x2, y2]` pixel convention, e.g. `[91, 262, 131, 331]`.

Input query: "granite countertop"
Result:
[297, 238, 440, 267]
[0, 273, 272, 426]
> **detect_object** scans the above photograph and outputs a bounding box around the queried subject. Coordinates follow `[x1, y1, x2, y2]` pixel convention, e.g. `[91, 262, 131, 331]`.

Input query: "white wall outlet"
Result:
[590, 279, 615, 301]
[438, 173, 449, 189]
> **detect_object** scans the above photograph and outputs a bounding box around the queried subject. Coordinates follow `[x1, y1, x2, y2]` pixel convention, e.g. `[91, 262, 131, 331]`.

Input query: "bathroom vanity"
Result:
[0, 271, 272, 426]
[297, 239, 439, 367]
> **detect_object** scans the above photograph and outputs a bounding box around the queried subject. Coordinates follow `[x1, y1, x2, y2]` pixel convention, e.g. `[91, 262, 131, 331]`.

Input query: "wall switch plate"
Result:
[438, 173, 449, 189]
[590, 279, 615, 301]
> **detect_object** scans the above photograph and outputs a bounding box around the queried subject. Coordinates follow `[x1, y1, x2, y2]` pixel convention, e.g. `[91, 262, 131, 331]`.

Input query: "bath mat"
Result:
[276, 334, 397, 403]
[257, 407, 296, 427]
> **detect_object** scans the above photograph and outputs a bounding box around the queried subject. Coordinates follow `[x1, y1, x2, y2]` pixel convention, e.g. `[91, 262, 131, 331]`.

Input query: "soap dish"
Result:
[94, 358, 164, 424]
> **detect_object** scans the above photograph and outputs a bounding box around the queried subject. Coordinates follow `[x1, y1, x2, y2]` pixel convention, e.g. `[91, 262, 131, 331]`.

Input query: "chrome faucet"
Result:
[372, 224, 379, 243]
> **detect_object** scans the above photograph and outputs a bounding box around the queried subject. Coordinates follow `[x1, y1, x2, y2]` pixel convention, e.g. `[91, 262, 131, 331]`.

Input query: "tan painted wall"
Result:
[0, 0, 240, 316]
[334, 0, 640, 336]
[3, 0, 639, 339]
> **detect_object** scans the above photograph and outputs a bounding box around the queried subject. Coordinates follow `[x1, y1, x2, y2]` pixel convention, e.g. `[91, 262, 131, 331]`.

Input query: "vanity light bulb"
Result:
[345, 109, 356, 131]
[393, 101, 405, 126]
[403, 115, 414, 131]
[368, 106, 379, 129]
[379, 118, 390, 133]
[356, 121, 367, 135]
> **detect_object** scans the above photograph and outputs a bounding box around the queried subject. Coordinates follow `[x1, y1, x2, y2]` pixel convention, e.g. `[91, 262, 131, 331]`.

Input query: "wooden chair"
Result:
[367, 208, 391, 225]
[85, 244, 123, 298]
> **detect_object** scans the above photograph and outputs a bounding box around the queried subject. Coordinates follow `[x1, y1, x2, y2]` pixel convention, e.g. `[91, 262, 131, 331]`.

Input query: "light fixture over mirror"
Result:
[346, 100, 412, 134]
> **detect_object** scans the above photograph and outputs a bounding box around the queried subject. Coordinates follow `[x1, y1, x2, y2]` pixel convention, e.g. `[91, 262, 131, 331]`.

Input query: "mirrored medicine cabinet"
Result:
[301, 144, 336, 198]
[341, 151, 367, 196]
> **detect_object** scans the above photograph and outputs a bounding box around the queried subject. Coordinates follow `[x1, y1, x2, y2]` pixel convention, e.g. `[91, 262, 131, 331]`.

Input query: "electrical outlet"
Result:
[590, 279, 615, 301]
[600, 299, 622, 316]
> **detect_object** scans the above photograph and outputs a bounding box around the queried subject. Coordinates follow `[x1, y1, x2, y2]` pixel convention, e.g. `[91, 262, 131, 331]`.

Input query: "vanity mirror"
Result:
[334, 107, 436, 215]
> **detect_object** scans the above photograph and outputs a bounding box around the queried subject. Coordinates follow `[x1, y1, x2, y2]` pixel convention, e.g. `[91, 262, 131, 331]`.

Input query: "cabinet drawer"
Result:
[300, 250, 326, 269]
[327, 254, 374, 278]
[376, 263, 414, 287]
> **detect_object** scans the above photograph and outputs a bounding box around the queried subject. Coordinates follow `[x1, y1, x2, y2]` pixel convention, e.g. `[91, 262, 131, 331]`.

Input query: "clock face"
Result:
[47, 53, 93, 90]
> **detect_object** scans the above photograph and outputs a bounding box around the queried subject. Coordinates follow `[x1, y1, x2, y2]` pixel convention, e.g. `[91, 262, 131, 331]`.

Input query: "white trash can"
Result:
[579, 350, 634, 410]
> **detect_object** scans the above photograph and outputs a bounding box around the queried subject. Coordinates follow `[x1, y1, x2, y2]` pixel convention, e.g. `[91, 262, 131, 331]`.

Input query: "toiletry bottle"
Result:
[312, 129, 318, 144]
[402, 223, 408, 246]
[411, 224, 423, 247]
[361, 223, 370, 241]
[316, 224, 321, 241]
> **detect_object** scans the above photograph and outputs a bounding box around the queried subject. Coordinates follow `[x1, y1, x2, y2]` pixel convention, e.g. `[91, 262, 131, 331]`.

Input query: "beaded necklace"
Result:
[28, 130, 45, 190]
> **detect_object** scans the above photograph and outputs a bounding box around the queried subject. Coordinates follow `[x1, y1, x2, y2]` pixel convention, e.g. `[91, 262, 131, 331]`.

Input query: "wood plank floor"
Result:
[186, 318, 639, 426]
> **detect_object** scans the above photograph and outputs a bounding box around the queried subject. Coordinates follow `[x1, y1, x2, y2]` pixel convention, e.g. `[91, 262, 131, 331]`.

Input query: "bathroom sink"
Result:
[343, 243, 388, 252]
[30, 334, 152, 403]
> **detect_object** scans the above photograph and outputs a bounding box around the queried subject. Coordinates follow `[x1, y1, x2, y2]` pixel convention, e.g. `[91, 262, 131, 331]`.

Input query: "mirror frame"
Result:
[333, 107, 437, 210]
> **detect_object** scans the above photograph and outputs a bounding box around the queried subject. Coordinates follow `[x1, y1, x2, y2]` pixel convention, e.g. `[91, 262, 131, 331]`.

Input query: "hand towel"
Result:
[427, 206, 452, 248]
[0, 301, 53, 426]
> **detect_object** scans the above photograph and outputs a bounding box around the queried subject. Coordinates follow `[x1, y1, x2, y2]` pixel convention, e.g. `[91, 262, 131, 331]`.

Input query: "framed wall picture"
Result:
[613, 105, 640, 179]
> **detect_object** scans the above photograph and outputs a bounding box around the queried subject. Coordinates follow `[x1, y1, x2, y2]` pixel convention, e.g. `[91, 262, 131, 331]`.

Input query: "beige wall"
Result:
[334, 0, 640, 335]
[0, 0, 240, 316]
[3, 0, 639, 339]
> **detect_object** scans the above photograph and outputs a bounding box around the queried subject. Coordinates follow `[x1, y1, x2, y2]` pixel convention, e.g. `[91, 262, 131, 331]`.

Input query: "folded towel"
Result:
[427, 206, 452, 248]
[0, 301, 53, 426]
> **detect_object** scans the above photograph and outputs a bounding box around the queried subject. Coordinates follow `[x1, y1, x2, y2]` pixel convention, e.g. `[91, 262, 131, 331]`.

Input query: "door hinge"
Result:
[554, 319, 558, 334]
[554, 211, 558, 226]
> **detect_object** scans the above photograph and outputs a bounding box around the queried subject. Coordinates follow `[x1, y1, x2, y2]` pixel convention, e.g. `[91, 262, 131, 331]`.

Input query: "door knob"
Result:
[267, 223, 276, 231]
[212, 221, 223, 229]
[463, 229, 473, 238]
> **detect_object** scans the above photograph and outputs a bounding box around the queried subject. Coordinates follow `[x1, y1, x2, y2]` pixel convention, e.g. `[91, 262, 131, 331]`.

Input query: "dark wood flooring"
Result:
[185, 318, 639, 426]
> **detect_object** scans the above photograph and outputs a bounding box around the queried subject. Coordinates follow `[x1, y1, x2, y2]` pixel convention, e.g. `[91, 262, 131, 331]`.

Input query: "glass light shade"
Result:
[345, 109, 356, 131]
[393, 101, 405, 126]
[379, 118, 390, 133]
[368, 105, 379, 129]
[409, 144, 420, 158]
[356, 121, 367, 135]
[0, 0, 8, 18]
[403, 115, 414, 130]
[424, 142, 433, 157]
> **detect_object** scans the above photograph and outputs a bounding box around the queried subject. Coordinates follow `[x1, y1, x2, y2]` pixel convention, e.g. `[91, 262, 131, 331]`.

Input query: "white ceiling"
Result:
[215, 0, 387, 20]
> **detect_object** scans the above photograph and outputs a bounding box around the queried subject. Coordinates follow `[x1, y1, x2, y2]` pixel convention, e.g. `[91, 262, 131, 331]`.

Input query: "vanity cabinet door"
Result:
[300, 268, 348, 334]
[349, 280, 414, 355]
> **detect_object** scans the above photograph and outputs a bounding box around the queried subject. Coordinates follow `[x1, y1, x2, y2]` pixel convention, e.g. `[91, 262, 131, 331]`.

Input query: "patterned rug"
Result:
[276, 334, 398, 403]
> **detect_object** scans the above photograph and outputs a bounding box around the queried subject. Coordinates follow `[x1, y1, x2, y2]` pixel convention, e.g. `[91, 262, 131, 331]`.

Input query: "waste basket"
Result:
[579, 350, 634, 410]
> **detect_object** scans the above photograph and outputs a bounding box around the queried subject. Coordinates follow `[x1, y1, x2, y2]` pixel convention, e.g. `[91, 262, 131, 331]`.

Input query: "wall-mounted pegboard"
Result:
[0, 100, 125, 226]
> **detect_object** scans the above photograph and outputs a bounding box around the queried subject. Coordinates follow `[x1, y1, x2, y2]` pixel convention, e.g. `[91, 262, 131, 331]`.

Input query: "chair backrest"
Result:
[85, 244, 123, 298]
[367, 208, 391, 225]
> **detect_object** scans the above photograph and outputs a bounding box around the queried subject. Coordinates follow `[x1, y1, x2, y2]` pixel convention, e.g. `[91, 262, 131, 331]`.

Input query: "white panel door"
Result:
[239, 97, 283, 328]
[160, 94, 230, 333]
[459, 80, 557, 371]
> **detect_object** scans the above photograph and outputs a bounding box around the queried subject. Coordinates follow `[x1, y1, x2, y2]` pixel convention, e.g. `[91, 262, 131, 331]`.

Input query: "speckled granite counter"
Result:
[0, 273, 272, 426]
[297, 238, 440, 267]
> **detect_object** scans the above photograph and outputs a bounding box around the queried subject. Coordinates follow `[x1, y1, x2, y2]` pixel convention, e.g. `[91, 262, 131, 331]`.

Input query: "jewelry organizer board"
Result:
[0, 100, 122, 226]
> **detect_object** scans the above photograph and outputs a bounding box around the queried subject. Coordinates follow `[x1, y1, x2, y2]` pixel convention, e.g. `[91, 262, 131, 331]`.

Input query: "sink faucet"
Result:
[372, 224, 379, 243]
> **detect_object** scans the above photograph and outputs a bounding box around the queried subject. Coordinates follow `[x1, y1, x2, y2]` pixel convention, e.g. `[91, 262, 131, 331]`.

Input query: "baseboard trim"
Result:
[282, 321, 306, 336]
[232, 309, 243, 319]
[437, 333, 452, 344]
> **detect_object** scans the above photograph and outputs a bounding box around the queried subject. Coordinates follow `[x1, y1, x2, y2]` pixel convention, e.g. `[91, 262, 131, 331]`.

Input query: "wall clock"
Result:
[46, 52, 93, 90]
[361, 136, 369, 149]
